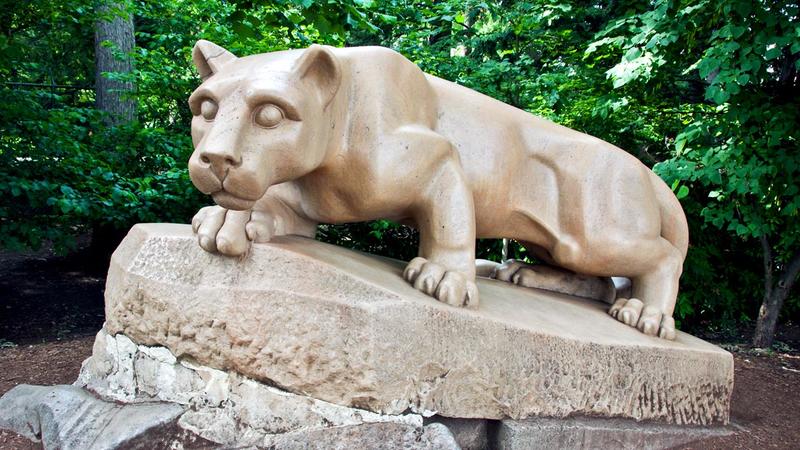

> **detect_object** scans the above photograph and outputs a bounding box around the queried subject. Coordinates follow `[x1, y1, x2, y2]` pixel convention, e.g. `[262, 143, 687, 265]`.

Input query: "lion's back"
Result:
[332, 46, 439, 129]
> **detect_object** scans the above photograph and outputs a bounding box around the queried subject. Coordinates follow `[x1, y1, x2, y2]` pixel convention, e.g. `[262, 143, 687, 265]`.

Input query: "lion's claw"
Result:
[608, 297, 676, 340]
[404, 257, 479, 308]
[192, 205, 276, 257]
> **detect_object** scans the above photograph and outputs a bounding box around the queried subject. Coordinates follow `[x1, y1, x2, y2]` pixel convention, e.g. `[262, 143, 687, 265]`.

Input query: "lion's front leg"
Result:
[192, 182, 317, 256]
[402, 159, 479, 307]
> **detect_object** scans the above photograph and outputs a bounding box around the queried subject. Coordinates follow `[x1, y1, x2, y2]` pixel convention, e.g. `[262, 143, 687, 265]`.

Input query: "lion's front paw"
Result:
[403, 257, 479, 308]
[191, 206, 277, 256]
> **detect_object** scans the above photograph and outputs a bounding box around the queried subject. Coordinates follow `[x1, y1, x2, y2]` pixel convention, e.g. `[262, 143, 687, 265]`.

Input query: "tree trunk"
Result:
[94, 0, 135, 124]
[753, 288, 789, 348]
[92, 1, 135, 259]
[753, 238, 800, 348]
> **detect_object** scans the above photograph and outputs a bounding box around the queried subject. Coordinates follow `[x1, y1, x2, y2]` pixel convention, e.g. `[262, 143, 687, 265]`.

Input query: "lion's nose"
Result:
[199, 149, 241, 179]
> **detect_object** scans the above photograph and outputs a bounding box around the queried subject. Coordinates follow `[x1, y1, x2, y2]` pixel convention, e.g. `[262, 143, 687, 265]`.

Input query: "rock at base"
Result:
[262, 422, 459, 450]
[495, 417, 734, 450]
[0, 384, 186, 450]
[76, 329, 436, 447]
[104, 223, 733, 425]
[427, 417, 493, 450]
[0, 381, 459, 450]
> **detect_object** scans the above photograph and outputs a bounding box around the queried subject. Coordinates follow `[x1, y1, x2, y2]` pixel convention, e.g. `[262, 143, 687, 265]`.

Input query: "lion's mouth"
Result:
[211, 190, 257, 211]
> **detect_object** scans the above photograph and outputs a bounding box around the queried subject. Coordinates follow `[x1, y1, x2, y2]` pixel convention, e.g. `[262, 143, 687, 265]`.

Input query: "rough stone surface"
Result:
[77, 329, 204, 404]
[495, 417, 734, 450]
[428, 417, 493, 450]
[104, 223, 733, 425]
[261, 422, 460, 449]
[0, 384, 184, 450]
[77, 329, 425, 447]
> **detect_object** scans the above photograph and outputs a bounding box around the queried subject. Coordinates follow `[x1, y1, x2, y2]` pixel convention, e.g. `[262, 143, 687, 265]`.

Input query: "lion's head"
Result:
[188, 40, 342, 210]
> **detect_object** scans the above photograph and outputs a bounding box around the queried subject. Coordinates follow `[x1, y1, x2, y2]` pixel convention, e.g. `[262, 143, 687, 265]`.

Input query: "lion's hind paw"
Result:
[608, 298, 676, 340]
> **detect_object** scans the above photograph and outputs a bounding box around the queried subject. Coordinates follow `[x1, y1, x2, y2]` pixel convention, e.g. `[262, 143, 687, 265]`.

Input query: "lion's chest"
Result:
[295, 169, 412, 224]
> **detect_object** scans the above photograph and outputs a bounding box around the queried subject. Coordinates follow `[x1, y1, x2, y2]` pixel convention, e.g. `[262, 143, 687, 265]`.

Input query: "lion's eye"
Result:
[253, 104, 284, 128]
[200, 99, 218, 121]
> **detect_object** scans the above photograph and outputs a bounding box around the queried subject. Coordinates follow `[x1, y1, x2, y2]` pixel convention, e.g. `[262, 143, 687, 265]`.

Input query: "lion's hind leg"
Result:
[607, 237, 683, 340]
[493, 258, 617, 303]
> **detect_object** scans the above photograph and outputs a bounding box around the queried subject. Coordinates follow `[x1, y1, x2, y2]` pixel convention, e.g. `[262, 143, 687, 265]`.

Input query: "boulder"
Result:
[0, 380, 457, 450]
[76, 329, 426, 447]
[103, 223, 733, 425]
[0, 384, 185, 450]
[260, 422, 459, 450]
[495, 416, 734, 450]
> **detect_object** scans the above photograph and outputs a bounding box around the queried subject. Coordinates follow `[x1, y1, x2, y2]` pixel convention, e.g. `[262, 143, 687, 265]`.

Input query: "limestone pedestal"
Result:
[105, 224, 732, 425]
[0, 223, 736, 448]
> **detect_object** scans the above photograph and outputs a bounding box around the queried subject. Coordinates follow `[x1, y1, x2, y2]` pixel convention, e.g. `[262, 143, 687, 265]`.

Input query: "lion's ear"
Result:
[293, 44, 342, 108]
[192, 40, 237, 81]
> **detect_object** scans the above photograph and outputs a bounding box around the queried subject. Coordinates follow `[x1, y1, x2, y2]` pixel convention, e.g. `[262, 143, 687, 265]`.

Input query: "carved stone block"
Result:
[495, 417, 733, 450]
[105, 223, 733, 425]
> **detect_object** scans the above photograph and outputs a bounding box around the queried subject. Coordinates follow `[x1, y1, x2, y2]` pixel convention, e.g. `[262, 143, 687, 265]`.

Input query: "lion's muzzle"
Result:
[198, 147, 242, 182]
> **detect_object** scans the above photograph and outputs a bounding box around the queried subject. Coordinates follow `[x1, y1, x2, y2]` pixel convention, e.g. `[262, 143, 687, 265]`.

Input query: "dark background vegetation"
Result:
[1, 0, 798, 347]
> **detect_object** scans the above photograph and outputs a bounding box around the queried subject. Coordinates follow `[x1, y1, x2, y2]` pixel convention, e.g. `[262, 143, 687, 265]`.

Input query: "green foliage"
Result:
[590, 0, 799, 244]
[0, 88, 203, 252]
[318, 221, 419, 261]
[2, 0, 798, 333]
[585, 0, 800, 324]
[0, 0, 380, 252]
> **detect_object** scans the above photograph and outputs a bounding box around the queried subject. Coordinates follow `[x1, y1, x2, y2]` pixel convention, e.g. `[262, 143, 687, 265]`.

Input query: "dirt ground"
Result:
[0, 245, 105, 346]
[1, 247, 799, 449]
[679, 350, 800, 449]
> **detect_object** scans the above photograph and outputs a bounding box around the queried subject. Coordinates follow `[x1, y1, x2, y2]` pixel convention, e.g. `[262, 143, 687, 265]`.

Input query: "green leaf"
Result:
[736, 74, 750, 85]
[764, 46, 781, 60]
[623, 47, 642, 62]
[697, 57, 719, 79]
[735, 224, 749, 236]
[676, 185, 690, 199]
[706, 85, 730, 104]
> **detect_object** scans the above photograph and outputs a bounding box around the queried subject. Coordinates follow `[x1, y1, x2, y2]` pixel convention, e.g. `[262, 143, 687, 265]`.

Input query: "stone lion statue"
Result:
[187, 40, 689, 340]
